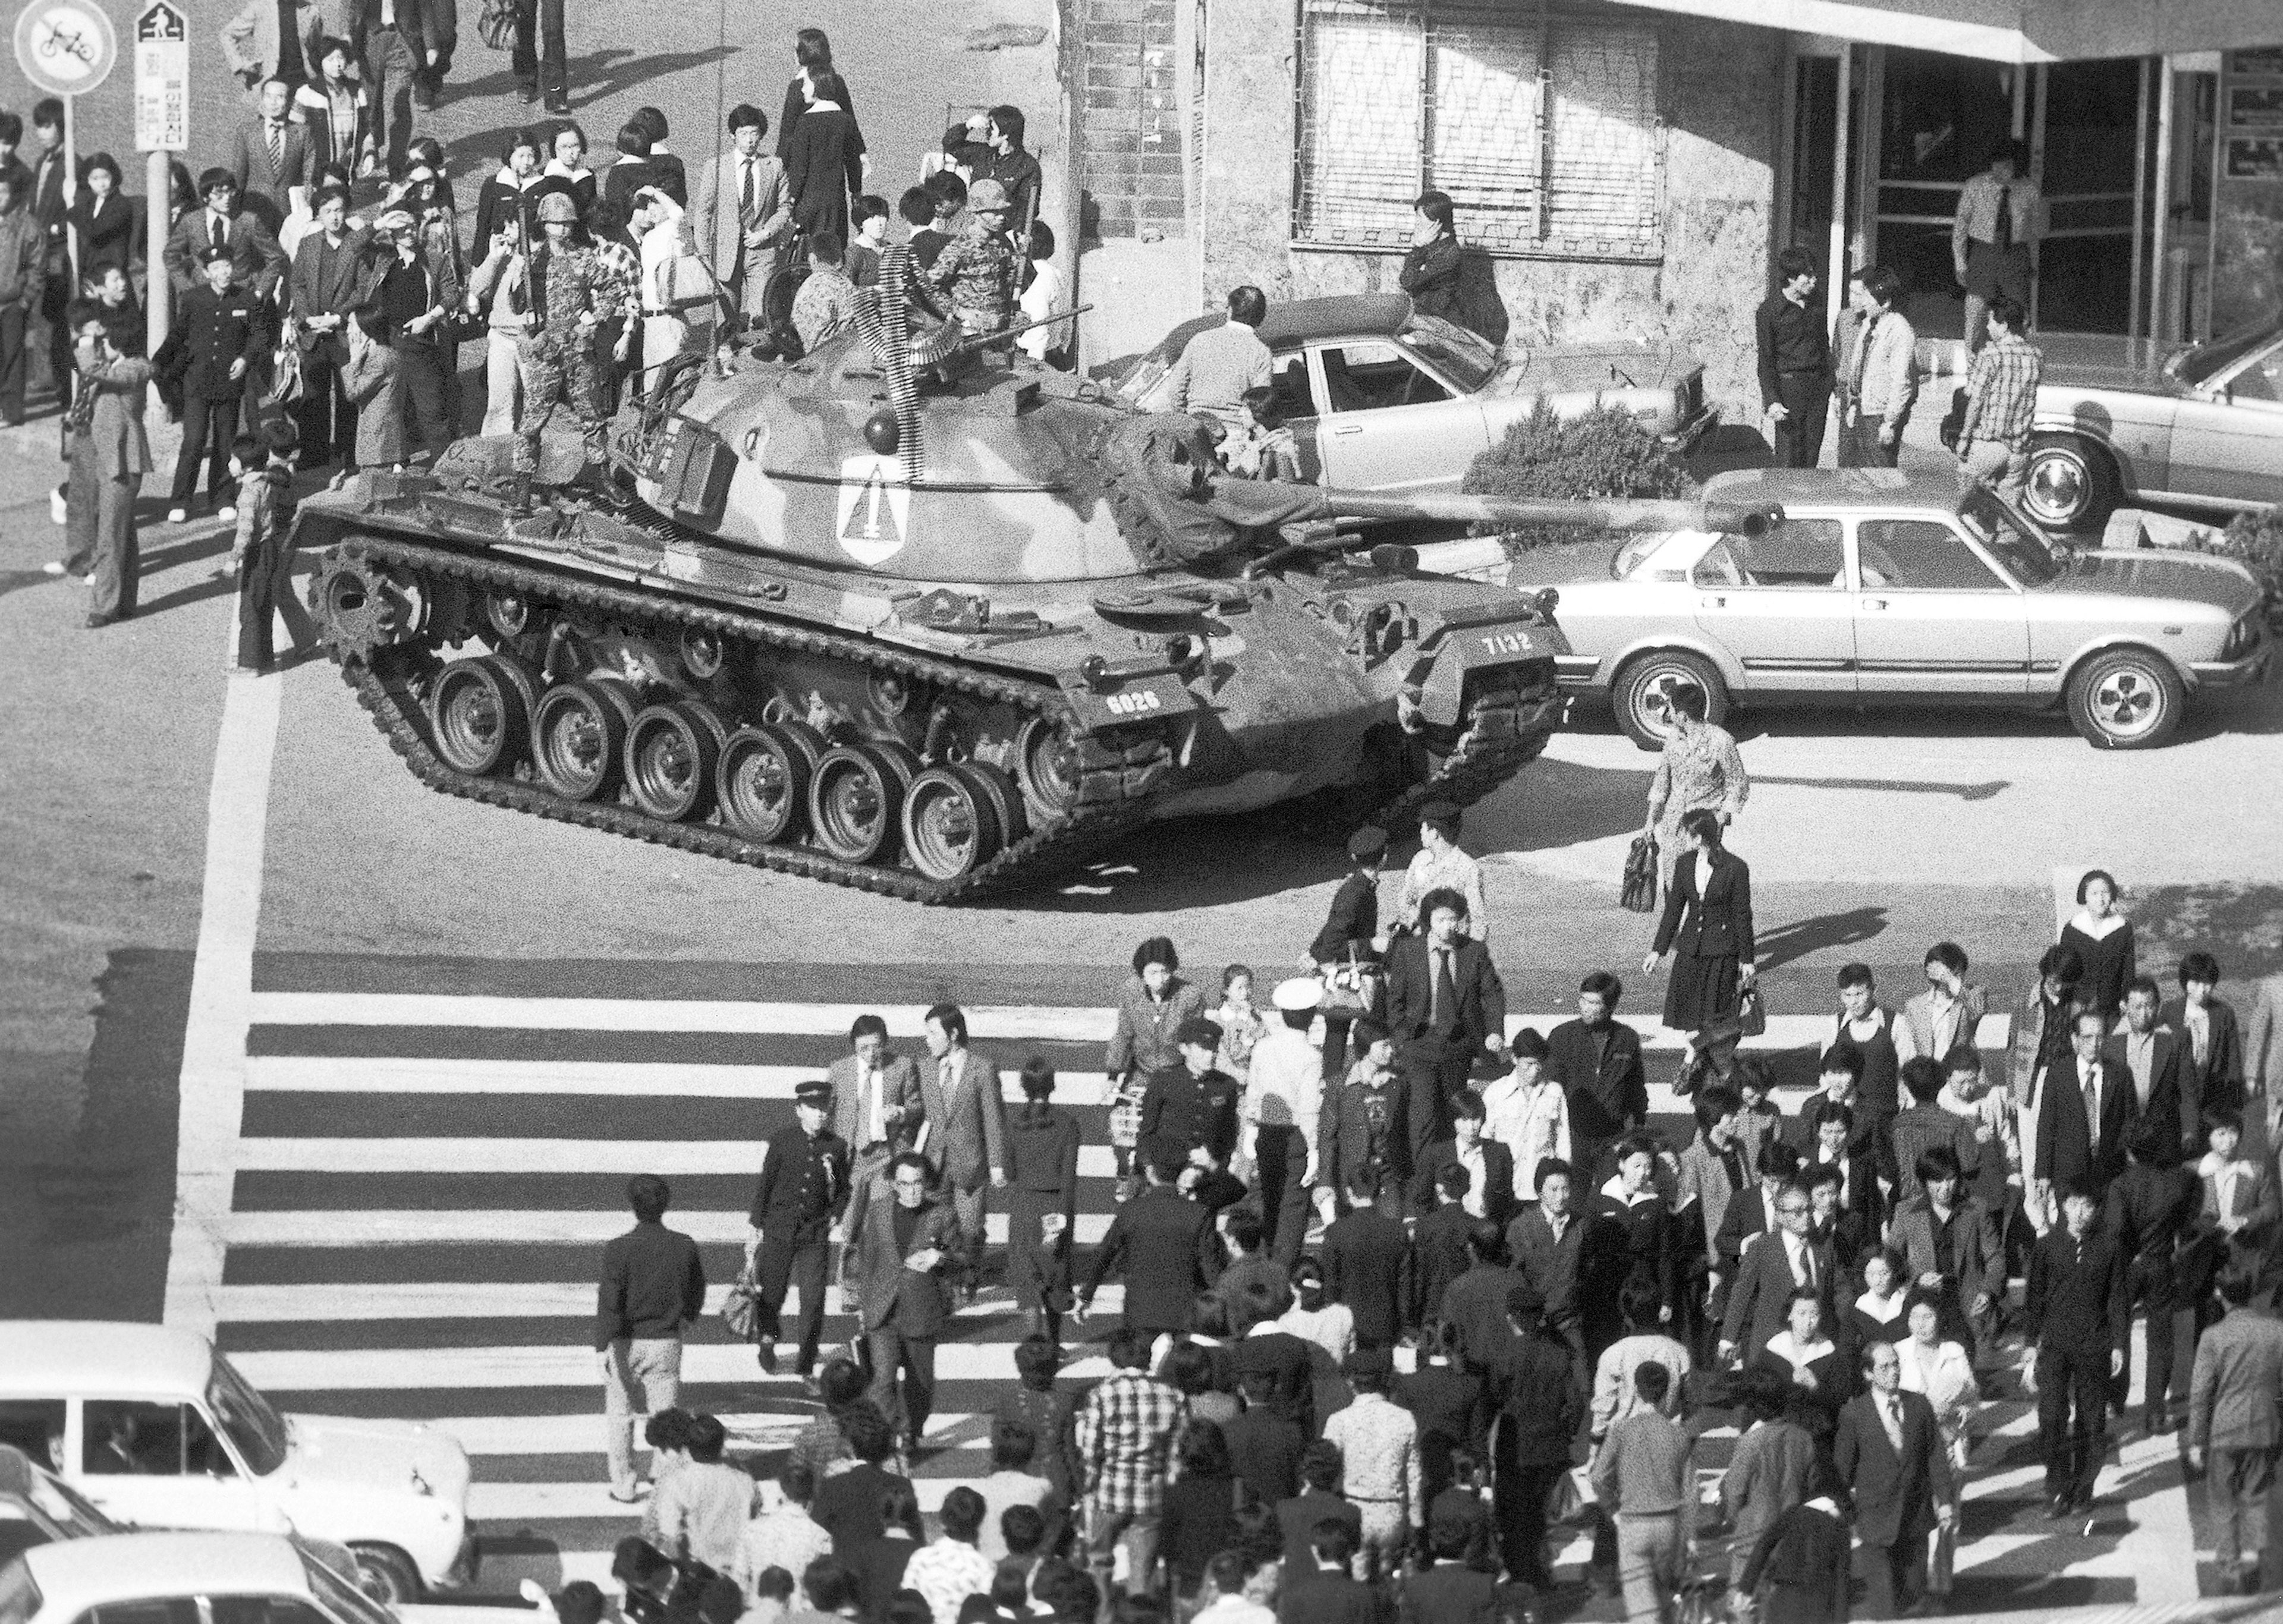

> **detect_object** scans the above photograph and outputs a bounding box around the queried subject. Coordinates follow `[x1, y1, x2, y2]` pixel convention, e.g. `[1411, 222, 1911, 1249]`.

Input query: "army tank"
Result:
[300, 288, 1777, 902]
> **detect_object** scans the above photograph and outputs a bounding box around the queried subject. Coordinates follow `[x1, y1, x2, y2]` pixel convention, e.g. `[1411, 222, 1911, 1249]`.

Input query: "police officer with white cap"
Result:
[1242, 978, 1328, 1267]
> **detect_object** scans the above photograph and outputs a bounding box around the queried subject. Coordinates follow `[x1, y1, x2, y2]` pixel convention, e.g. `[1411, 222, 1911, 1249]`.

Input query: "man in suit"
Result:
[1410, 1091, 1514, 1232]
[2025, 1181, 2130, 1515]
[919, 1003, 1006, 1295]
[1233, 1283, 1319, 1437]
[1224, 1367, 1307, 1507]
[851, 1151, 963, 1453]
[1383, 886, 1507, 1166]
[1400, 1513, 1498, 1623]
[1440, 1221, 1525, 1375]
[228, 81, 311, 232]
[2189, 1264, 2283, 1595]
[1278, 1519, 1378, 1624]
[1077, 1153, 1221, 1337]
[831, 1014, 925, 1239]
[1413, 1162, 1476, 1326]
[1211, 1207, 1288, 1332]
[1721, 1179, 1832, 1364]
[1891, 1146, 2001, 1354]
[1713, 1138, 1801, 1285]
[2108, 1119, 2197, 1434]
[1546, 971, 1647, 1188]
[1721, 1370, 1818, 1598]
[1482, 1283, 1583, 1592]
[62, 306, 154, 631]
[1895, 940, 1988, 1068]
[163, 171, 287, 300]
[1506, 1156, 1587, 1370]
[1323, 1169, 1411, 1351]
[1834, 1339, 1957, 1619]
[155, 248, 268, 525]
[743, 1078, 850, 1378]
[288, 187, 369, 473]
[2167, 952, 2246, 1156]
[2037, 1007, 2135, 1207]
[26, 102, 69, 413]
[700, 105, 791, 332]
[2107, 977, 2185, 1163]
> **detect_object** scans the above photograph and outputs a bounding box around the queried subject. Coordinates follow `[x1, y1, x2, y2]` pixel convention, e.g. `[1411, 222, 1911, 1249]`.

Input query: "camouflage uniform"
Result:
[926, 219, 1017, 336]
[515, 238, 627, 473]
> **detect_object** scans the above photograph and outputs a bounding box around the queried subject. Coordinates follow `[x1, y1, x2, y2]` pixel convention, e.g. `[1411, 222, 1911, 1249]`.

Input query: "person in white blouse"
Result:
[1896, 1292, 1977, 1469]
[1479, 1030, 1571, 1207]
[1395, 801, 1487, 942]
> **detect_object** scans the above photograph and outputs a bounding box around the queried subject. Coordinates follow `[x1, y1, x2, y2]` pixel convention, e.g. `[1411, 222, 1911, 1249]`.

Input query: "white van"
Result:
[0, 1325, 471, 1603]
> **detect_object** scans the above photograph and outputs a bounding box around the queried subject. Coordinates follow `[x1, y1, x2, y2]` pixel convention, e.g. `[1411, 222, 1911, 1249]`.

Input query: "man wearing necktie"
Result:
[2037, 1008, 2133, 1210]
[1384, 886, 1508, 1169]
[227, 81, 310, 233]
[2023, 1183, 2128, 1518]
[828, 1014, 924, 1241]
[1835, 1340, 1955, 1619]
[702, 106, 790, 333]
[1952, 138, 2042, 355]
[919, 1004, 1007, 1299]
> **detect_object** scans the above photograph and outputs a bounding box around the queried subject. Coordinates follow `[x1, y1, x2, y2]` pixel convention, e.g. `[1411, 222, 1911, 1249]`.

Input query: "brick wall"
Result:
[1080, 0, 1184, 238]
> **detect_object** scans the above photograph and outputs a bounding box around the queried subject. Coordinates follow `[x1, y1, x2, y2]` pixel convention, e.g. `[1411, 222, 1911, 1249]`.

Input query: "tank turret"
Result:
[299, 288, 1777, 901]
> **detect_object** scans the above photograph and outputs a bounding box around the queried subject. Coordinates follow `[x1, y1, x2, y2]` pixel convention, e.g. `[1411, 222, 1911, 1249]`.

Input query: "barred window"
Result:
[1294, 1, 1665, 262]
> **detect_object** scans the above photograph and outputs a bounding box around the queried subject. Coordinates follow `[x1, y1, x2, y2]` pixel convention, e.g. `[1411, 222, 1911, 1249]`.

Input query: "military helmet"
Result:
[966, 178, 1010, 213]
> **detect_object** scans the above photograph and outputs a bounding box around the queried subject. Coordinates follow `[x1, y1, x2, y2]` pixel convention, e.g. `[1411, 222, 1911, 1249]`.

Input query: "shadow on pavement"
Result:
[1754, 905, 1889, 970]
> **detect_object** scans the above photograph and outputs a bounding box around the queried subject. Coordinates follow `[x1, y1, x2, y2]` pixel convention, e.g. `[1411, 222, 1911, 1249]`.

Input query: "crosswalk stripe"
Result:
[221, 1210, 1120, 1247]
[230, 1343, 1117, 1392]
[436, 1413, 865, 1455]
[215, 1283, 1128, 1321]
[246, 993, 2011, 1053]
[468, 1478, 979, 1521]
[229, 1138, 1133, 1178]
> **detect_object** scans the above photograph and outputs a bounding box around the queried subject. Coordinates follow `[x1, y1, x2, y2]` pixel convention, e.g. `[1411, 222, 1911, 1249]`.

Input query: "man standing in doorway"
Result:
[1954, 138, 2042, 355]
[1755, 246, 1831, 470]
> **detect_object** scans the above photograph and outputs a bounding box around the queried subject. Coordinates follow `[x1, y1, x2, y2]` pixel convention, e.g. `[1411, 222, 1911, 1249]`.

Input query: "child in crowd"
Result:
[227, 420, 320, 673]
[845, 195, 889, 287]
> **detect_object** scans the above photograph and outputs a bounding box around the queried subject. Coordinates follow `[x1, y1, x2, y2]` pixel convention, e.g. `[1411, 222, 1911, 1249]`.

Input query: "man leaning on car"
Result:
[1954, 294, 2040, 504]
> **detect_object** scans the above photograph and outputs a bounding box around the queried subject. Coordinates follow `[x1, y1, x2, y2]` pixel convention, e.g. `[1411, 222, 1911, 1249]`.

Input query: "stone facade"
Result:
[1200, 2, 1785, 419]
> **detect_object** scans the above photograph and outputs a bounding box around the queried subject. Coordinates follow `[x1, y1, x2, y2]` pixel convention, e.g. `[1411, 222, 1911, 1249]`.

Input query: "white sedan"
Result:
[0, 1533, 511, 1624]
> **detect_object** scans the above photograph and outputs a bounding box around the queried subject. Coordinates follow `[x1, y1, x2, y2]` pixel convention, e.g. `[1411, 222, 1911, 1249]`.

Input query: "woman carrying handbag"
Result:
[1643, 809, 1756, 1034]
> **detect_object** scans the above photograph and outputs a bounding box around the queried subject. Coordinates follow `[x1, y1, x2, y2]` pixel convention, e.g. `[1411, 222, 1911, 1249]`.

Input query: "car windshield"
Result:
[1398, 314, 1498, 393]
[301, 1541, 398, 1624]
[1957, 489, 2064, 586]
[18, 1471, 117, 1539]
[0, 1560, 39, 1624]
[2172, 313, 2283, 386]
[207, 1358, 289, 1477]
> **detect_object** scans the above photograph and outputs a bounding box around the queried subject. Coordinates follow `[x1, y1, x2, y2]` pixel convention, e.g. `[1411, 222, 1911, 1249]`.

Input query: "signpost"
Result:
[14, 0, 115, 348]
[132, 1, 187, 357]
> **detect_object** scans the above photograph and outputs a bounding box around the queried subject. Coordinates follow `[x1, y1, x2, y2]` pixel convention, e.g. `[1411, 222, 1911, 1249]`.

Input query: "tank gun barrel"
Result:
[1323, 490, 1785, 537]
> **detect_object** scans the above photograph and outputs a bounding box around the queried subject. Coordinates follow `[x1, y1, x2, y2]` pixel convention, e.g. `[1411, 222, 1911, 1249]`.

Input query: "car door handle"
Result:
[1861, 597, 1889, 610]
[1699, 595, 1727, 609]
[1330, 424, 1363, 436]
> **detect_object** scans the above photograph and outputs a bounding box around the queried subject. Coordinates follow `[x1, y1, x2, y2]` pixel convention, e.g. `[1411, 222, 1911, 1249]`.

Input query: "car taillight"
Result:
[2222, 612, 2262, 659]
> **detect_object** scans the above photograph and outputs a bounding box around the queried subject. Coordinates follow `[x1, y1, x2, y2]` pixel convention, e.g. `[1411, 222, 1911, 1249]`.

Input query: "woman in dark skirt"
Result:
[1002, 1057, 1080, 1346]
[1645, 808, 1755, 1033]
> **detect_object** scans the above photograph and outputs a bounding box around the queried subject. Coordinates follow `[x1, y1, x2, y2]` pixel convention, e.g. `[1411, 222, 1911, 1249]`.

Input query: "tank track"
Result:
[313, 528, 1559, 901]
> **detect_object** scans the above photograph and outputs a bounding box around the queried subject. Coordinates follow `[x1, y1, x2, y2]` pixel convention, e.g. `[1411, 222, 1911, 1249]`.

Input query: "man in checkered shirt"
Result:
[1954, 293, 2040, 502]
[1075, 1326, 1189, 1604]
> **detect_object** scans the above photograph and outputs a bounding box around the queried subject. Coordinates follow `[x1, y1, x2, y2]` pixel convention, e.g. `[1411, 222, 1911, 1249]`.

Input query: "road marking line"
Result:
[231, 1342, 1112, 1390]
[243, 993, 2008, 1053]
[214, 1281, 1127, 1322]
[231, 1136, 1128, 1178]
[219, 1209, 1115, 1247]
[162, 668, 285, 1338]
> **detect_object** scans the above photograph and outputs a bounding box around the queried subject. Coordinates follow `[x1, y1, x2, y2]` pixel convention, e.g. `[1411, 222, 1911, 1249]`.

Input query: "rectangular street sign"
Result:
[133, 0, 187, 152]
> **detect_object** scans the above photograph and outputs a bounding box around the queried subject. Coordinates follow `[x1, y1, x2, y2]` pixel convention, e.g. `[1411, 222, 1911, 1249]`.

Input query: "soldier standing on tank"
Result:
[514, 188, 625, 506]
[925, 177, 1017, 345]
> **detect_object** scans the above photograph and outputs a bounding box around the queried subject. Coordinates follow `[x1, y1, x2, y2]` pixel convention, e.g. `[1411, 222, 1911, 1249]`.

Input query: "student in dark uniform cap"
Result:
[1312, 824, 1388, 1077]
[1138, 1016, 1243, 1175]
[744, 1077, 853, 1378]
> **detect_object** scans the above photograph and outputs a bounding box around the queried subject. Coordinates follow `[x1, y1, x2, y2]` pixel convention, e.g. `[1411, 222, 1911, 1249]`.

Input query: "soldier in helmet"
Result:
[513, 188, 628, 505]
[924, 176, 1017, 343]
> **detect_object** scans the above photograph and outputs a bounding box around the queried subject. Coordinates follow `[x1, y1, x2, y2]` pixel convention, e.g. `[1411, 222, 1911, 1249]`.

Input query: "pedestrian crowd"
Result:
[587, 789, 2283, 1623]
[17, 22, 1064, 654]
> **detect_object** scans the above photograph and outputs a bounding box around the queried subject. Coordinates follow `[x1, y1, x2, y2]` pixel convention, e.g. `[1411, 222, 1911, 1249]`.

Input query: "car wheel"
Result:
[349, 1544, 423, 1604]
[2023, 434, 2121, 534]
[2066, 647, 2184, 750]
[1614, 651, 1728, 752]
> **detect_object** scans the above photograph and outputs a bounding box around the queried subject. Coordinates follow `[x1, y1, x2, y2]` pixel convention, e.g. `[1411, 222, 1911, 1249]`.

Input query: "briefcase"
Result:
[1620, 833, 1659, 913]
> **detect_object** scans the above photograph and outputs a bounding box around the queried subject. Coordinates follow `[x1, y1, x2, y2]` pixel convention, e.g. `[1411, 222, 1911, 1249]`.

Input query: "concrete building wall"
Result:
[1199, 4, 1785, 420]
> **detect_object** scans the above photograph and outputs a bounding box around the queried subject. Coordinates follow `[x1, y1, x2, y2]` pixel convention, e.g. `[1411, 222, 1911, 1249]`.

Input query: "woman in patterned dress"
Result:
[1104, 936, 1205, 1203]
[1644, 681, 1749, 888]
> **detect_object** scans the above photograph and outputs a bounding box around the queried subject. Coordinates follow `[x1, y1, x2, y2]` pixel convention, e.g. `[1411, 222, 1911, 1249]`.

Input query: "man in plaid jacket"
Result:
[1955, 293, 2040, 502]
[1075, 1327, 1188, 1606]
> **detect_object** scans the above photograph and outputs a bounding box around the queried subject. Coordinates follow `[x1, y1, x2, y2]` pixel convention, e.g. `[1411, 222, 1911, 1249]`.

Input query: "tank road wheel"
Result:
[1614, 650, 1727, 753]
[902, 766, 1010, 882]
[532, 676, 639, 801]
[427, 654, 540, 776]
[963, 761, 1029, 849]
[1017, 716, 1084, 825]
[810, 741, 920, 864]
[624, 701, 729, 820]
[717, 722, 824, 844]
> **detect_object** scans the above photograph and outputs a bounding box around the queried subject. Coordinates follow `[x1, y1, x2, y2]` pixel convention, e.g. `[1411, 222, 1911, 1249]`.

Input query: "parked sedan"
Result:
[1513, 468, 2268, 750]
[2024, 313, 2283, 533]
[1118, 294, 1715, 493]
[0, 1533, 508, 1624]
